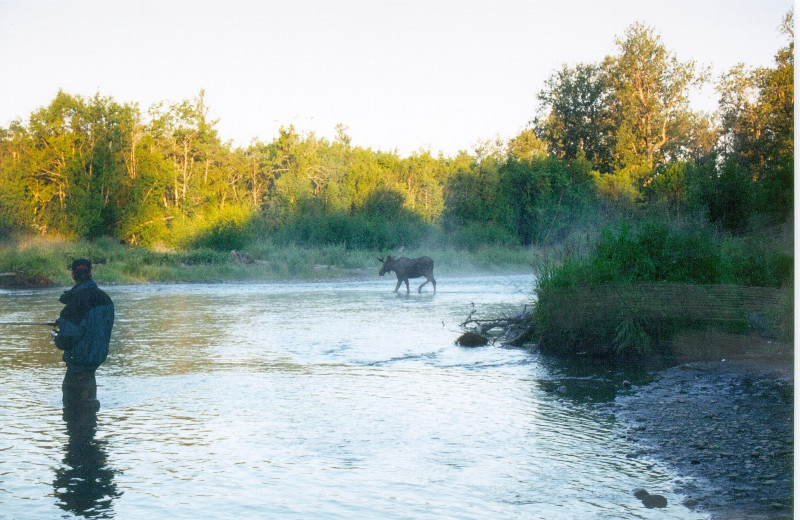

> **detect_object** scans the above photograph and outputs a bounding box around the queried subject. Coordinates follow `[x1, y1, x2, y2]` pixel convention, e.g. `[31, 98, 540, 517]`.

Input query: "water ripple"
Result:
[0, 276, 704, 519]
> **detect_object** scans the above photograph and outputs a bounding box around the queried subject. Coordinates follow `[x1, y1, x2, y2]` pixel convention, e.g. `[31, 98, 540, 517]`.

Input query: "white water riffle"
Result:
[0, 275, 704, 519]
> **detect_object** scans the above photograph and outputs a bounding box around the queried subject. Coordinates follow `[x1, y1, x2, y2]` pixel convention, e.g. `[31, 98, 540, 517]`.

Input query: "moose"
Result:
[377, 255, 436, 294]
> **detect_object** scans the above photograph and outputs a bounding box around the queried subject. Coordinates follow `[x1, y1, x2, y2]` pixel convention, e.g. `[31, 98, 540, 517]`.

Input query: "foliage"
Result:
[716, 9, 794, 223]
[532, 217, 793, 358]
[445, 221, 517, 251]
[535, 63, 614, 172]
[496, 156, 598, 245]
[0, 12, 792, 288]
[535, 22, 712, 202]
[717, 234, 794, 287]
[605, 23, 707, 170]
[185, 205, 257, 251]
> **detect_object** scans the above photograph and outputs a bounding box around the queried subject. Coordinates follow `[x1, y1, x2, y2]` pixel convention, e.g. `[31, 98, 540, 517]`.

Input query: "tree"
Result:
[497, 156, 597, 245]
[604, 23, 708, 173]
[507, 129, 548, 161]
[443, 159, 493, 227]
[400, 150, 446, 222]
[534, 63, 614, 172]
[272, 126, 315, 211]
[0, 92, 130, 238]
[717, 9, 793, 221]
[147, 91, 222, 213]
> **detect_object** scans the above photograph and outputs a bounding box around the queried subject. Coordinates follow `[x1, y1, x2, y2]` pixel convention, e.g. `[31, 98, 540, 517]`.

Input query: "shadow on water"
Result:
[53, 404, 120, 519]
[534, 352, 678, 404]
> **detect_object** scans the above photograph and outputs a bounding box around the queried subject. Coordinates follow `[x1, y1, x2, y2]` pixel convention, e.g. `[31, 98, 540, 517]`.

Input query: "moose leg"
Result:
[418, 279, 429, 293]
[404, 279, 410, 293]
[394, 279, 403, 293]
[419, 275, 436, 293]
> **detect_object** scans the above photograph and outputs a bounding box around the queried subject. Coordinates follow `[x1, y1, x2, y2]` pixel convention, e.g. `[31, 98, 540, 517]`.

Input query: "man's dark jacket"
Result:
[55, 280, 114, 371]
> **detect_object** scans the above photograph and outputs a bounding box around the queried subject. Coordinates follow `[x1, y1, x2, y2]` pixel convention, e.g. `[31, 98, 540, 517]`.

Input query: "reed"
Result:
[531, 218, 793, 358]
[0, 235, 536, 286]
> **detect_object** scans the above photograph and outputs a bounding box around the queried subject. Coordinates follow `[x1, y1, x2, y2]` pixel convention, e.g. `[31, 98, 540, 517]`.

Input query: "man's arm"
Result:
[53, 318, 83, 350]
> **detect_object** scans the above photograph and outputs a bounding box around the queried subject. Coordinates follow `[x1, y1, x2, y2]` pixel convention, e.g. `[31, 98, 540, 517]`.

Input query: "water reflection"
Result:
[534, 353, 666, 404]
[2, 278, 703, 519]
[53, 405, 120, 518]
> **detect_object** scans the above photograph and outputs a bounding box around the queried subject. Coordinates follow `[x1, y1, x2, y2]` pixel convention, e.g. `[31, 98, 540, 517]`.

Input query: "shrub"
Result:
[187, 206, 257, 251]
[532, 217, 792, 358]
[0, 242, 68, 286]
[275, 210, 433, 251]
[718, 236, 793, 287]
[446, 221, 517, 251]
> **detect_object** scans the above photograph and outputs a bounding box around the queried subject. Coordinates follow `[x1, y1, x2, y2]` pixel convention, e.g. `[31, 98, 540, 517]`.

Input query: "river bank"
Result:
[0, 237, 536, 287]
[611, 355, 793, 519]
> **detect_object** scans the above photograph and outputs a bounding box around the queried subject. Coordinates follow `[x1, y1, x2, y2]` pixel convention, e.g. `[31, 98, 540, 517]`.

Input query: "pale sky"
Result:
[0, 0, 792, 157]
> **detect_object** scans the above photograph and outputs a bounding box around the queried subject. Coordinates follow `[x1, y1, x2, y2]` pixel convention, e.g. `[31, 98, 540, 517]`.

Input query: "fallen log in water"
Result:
[457, 305, 534, 347]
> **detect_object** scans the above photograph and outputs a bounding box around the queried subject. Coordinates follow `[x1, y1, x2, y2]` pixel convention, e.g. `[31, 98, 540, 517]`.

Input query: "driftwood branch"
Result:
[457, 305, 534, 347]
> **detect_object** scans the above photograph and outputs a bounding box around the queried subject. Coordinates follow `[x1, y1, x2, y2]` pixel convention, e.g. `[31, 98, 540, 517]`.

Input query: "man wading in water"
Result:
[52, 259, 114, 410]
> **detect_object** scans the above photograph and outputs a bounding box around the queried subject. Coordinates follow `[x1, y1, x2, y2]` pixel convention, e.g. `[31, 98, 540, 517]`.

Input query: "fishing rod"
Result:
[0, 322, 57, 327]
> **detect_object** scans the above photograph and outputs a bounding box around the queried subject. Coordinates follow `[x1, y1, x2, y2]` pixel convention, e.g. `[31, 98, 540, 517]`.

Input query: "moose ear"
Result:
[377, 257, 384, 263]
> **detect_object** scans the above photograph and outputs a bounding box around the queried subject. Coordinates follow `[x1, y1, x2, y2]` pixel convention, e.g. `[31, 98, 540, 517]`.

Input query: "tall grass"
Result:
[532, 217, 793, 358]
[0, 237, 72, 286]
[0, 235, 535, 287]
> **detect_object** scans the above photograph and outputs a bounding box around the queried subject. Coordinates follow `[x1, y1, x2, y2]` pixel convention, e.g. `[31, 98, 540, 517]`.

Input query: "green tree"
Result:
[0, 120, 37, 233]
[443, 155, 494, 226]
[497, 156, 596, 245]
[0, 92, 129, 238]
[148, 91, 222, 213]
[507, 129, 549, 161]
[267, 126, 323, 218]
[400, 150, 446, 222]
[717, 9, 793, 221]
[605, 23, 707, 172]
[535, 63, 614, 172]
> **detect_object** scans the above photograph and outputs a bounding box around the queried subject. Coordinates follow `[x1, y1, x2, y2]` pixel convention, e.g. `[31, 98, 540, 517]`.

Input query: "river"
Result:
[0, 275, 705, 519]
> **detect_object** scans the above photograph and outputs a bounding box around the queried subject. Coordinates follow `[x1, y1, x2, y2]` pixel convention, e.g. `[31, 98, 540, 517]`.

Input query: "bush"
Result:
[0, 240, 69, 286]
[446, 221, 517, 251]
[275, 210, 432, 250]
[187, 206, 257, 251]
[590, 219, 720, 284]
[718, 236, 793, 287]
[532, 217, 792, 358]
[181, 249, 229, 265]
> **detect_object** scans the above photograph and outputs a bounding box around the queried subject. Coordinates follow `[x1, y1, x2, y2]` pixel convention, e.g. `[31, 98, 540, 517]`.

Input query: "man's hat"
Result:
[70, 258, 92, 273]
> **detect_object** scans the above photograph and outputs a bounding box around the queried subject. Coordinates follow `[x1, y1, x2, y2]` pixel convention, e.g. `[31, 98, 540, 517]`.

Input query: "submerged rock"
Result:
[633, 488, 667, 508]
[455, 331, 489, 347]
[642, 494, 668, 508]
[682, 498, 700, 508]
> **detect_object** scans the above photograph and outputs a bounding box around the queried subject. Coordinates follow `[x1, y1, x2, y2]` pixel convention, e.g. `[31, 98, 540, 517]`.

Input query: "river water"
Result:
[0, 275, 705, 519]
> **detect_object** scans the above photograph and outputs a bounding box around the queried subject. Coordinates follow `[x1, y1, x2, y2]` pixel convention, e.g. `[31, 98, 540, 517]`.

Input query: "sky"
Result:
[0, 0, 793, 157]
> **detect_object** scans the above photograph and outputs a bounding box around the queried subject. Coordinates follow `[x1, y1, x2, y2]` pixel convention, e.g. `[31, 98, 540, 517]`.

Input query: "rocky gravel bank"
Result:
[613, 358, 793, 519]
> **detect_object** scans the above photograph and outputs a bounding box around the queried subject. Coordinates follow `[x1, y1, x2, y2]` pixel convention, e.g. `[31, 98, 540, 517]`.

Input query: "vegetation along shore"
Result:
[0, 12, 793, 519]
[0, 237, 534, 287]
[1, 13, 793, 360]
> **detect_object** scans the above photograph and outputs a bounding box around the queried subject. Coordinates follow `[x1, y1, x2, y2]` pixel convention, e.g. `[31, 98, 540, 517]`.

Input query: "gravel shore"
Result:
[613, 357, 793, 519]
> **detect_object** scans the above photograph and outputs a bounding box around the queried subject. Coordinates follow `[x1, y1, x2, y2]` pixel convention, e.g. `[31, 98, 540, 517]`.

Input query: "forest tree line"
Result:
[0, 15, 793, 251]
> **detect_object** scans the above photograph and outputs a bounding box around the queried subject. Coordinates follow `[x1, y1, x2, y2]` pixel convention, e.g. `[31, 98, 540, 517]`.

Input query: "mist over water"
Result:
[0, 275, 703, 519]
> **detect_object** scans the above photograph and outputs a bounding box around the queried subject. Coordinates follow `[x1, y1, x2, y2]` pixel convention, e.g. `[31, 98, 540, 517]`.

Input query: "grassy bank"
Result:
[0, 236, 535, 287]
[531, 217, 793, 359]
